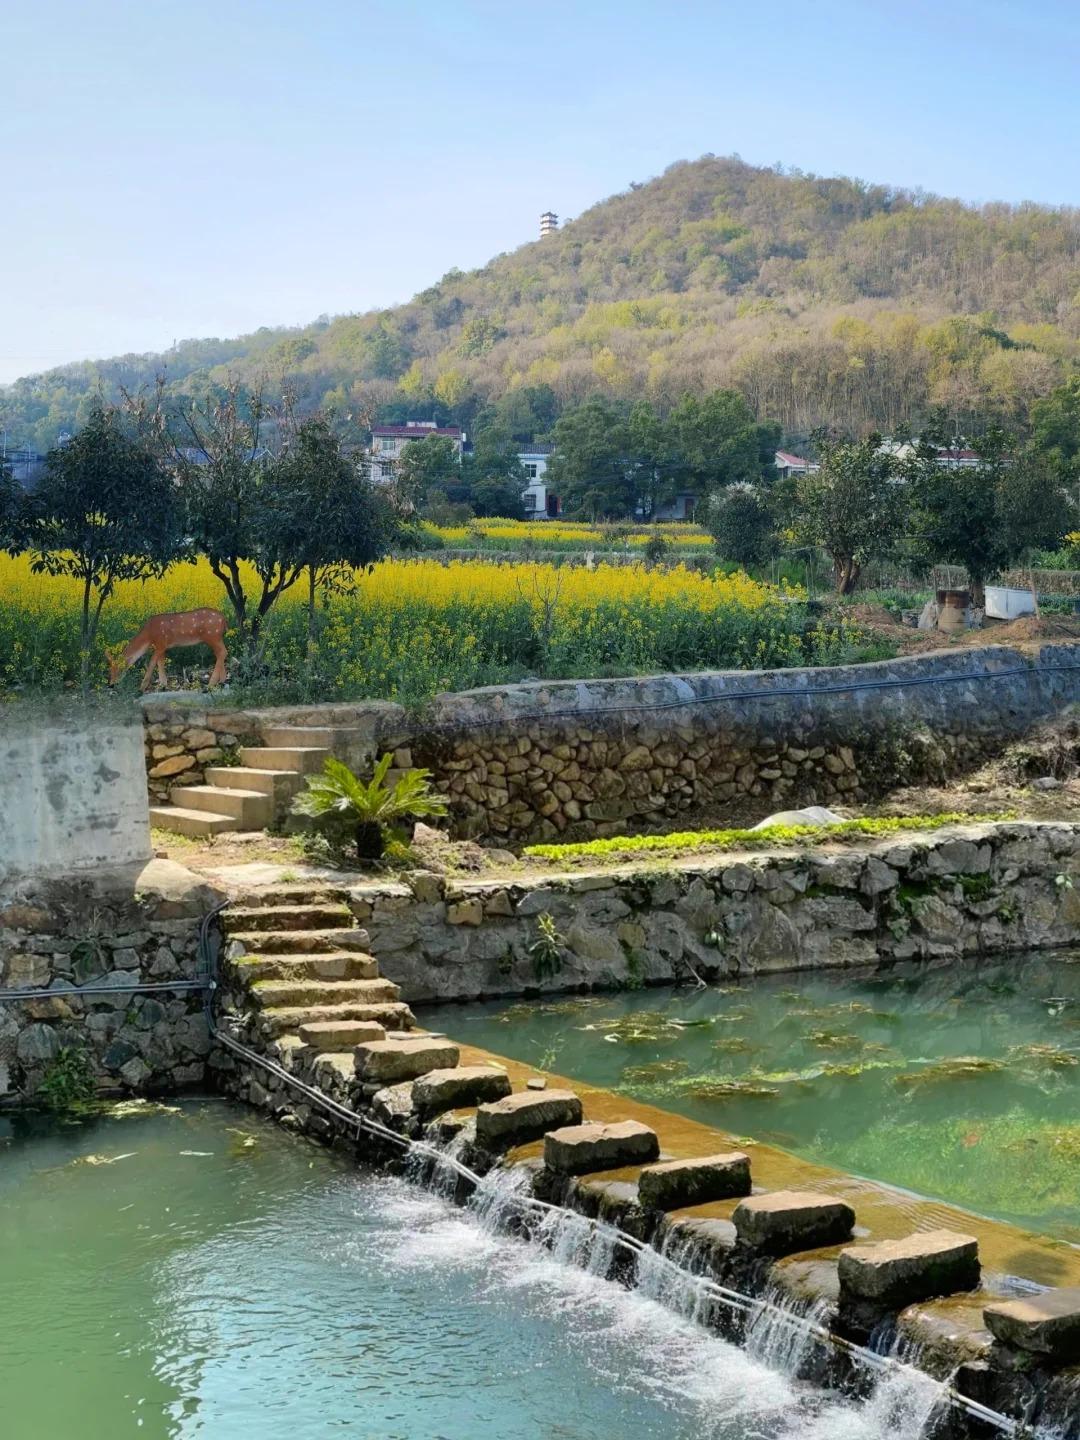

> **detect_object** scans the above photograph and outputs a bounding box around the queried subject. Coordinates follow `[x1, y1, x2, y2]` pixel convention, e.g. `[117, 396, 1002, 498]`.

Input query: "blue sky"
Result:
[4, 0, 1079, 384]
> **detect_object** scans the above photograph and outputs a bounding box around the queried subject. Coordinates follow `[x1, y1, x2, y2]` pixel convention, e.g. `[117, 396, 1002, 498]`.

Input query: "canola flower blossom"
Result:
[425, 519, 712, 550]
[0, 552, 864, 704]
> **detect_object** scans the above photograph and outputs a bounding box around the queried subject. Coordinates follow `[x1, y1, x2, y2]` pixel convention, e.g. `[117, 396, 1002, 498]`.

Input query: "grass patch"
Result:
[523, 812, 1009, 863]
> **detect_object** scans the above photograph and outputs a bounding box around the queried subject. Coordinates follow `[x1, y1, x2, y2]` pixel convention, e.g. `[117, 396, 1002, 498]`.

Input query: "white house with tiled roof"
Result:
[370, 421, 465, 483]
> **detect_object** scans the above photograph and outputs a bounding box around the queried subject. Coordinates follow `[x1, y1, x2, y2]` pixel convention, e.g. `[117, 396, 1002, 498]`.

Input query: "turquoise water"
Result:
[0, 1097, 941, 1440]
[427, 951, 1080, 1242]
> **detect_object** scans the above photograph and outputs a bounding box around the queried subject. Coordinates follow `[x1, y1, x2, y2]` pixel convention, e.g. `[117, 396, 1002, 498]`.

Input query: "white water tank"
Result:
[984, 586, 1037, 621]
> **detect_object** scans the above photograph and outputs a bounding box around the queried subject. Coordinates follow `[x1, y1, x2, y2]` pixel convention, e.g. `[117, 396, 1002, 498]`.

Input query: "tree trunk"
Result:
[80, 575, 93, 694]
[307, 565, 317, 658]
[834, 556, 861, 595]
[354, 821, 384, 865]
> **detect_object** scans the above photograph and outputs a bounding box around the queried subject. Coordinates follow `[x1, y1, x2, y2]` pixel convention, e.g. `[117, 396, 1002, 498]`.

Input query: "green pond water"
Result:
[0, 1097, 942, 1440]
[426, 951, 1080, 1242]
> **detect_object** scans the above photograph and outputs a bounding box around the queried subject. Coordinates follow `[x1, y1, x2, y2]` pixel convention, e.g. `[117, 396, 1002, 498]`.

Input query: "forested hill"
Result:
[6, 155, 1080, 451]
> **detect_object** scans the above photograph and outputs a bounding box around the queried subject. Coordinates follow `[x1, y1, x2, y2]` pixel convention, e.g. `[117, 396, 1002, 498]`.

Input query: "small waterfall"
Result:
[635, 1226, 715, 1325]
[745, 1283, 833, 1376]
[469, 1159, 534, 1231]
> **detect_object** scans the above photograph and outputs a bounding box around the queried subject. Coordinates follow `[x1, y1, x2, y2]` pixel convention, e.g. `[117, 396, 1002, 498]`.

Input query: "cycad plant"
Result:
[292, 753, 449, 863]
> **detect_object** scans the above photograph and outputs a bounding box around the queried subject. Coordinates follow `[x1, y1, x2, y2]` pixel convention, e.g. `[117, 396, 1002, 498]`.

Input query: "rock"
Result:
[638, 1152, 751, 1210]
[412, 1065, 511, 1117]
[483, 890, 514, 918]
[119, 1056, 152, 1089]
[984, 1287, 1080, 1365]
[372, 1081, 416, 1128]
[447, 898, 484, 926]
[733, 1190, 855, 1255]
[148, 754, 196, 779]
[16, 1023, 61, 1064]
[526, 1077, 547, 1091]
[475, 1089, 583, 1151]
[838, 1230, 980, 1310]
[354, 1036, 460, 1084]
[543, 1119, 659, 1176]
[1032, 776, 1063, 791]
[299, 1019, 386, 1051]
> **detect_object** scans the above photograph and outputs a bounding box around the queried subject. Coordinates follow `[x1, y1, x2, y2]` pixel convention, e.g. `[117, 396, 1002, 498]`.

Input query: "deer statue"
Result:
[108, 609, 229, 691]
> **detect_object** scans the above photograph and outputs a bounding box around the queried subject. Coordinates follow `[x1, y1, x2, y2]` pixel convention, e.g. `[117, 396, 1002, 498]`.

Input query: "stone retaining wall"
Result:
[347, 822, 1080, 1004]
[142, 644, 1080, 841]
[0, 860, 221, 1104]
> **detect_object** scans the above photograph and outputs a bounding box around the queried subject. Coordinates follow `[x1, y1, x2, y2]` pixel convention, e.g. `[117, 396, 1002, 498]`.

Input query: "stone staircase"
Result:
[150, 727, 337, 838]
[223, 885, 417, 1041]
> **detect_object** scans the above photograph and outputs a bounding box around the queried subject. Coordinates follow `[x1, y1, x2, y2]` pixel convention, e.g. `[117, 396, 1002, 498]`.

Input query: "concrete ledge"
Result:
[543, 1119, 659, 1175]
[638, 1152, 751, 1210]
[734, 1190, 855, 1256]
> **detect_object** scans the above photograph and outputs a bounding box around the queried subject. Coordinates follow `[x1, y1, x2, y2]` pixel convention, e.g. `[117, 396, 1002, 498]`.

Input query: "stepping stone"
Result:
[734, 1190, 855, 1256]
[984, 1287, 1080, 1366]
[299, 1019, 386, 1052]
[638, 1152, 751, 1211]
[544, 1120, 659, 1176]
[354, 1036, 460, 1084]
[838, 1230, 980, 1310]
[412, 1065, 512, 1117]
[475, 1089, 582, 1151]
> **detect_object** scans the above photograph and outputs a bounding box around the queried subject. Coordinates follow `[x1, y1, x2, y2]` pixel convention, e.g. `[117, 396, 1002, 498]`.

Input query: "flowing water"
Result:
[1, 1097, 951, 1440]
[426, 949, 1080, 1242]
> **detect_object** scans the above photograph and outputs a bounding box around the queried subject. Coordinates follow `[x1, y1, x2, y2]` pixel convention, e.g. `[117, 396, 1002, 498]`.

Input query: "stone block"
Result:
[543, 1119, 659, 1175]
[447, 898, 484, 926]
[353, 1036, 459, 1084]
[838, 1230, 980, 1309]
[412, 1065, 512, 1117]
[733, 1190, 855, 1255]
[299, 1019, 386, 1051]
[638, 1152, 751, 1210]
[984, 1287, 1080, 1365]
[475, 1089, 583, 1151]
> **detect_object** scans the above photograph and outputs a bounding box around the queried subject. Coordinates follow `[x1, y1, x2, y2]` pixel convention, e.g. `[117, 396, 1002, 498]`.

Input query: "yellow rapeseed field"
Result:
[427, 519, 712, 550]
[0, 551, 860, 704]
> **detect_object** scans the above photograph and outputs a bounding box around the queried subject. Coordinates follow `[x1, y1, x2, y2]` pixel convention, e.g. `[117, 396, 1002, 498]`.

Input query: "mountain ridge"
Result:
[5, 155, 1080, 450]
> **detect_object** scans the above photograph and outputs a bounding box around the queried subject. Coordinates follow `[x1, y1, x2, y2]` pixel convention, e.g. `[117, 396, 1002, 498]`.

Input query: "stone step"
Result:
[733, 1190, 856, 1257]
[298, 1019, 387, 1051]
[838, 1230, 980, 1319]
[412, 1065, 512, 1117]
[475, 1089, 583, 1152]
[544, 1120, 660, 1176]
[638, 1152, 752, 1211]
[227, 904, 354, 933]
[233, 952, 379, 983]
[149, 804, 237, 837]
[354, 1035, 461, 1084]
[170, 784, 273, 828]
[984, 1287, 1080, 1366]
[261, 726, 340, 749]
[228, 884, 351, 908]
[206, 766, 307, 800]
[229, 927, 371, 955]
[258, 1000, 415, 1037]
[251, 977, 400, 1009]
[238, 745, 329, 773]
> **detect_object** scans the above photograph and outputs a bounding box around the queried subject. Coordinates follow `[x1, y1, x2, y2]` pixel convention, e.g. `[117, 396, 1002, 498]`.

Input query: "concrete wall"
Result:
[345, 821, 1080, 1004]
[2, 707, 151, 880]
[142, 643, 1080, 843]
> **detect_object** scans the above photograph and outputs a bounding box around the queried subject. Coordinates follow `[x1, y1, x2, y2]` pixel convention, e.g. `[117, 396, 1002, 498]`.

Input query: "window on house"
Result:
[378, 462, 394, 479]
[379, 437, 395, 452]
[523, 493, 537, 510]
[523, 463, 538, 479]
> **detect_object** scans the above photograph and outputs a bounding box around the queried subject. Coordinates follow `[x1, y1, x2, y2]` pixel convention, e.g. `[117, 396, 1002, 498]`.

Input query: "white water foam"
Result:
[360, 1171, 956, 1440]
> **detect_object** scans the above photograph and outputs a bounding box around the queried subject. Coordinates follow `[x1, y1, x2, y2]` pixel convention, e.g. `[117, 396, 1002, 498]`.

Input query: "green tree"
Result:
[705, 484, 777, 568]
[0, 454, 23, 552]
[1031, 377, 1080, 514]
[545, 398, 634, 519]
[664, 389, 763, 495]
[909, 432, 1069, 601]
[395, 434, 460, 512]
[796, 432, 906, 594]
[627, 400, 677, 519]
[22, 402, 184, 689]
[272, 416, 398, 650]
[465, 424, 527, 517]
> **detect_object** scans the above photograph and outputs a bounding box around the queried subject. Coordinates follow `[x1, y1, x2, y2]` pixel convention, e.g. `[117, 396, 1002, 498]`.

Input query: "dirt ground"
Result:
[843, 607, 1080, 657]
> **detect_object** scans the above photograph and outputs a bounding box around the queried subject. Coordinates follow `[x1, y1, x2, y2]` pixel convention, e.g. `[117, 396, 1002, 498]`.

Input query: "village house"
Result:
[370, 421, 466, 482]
